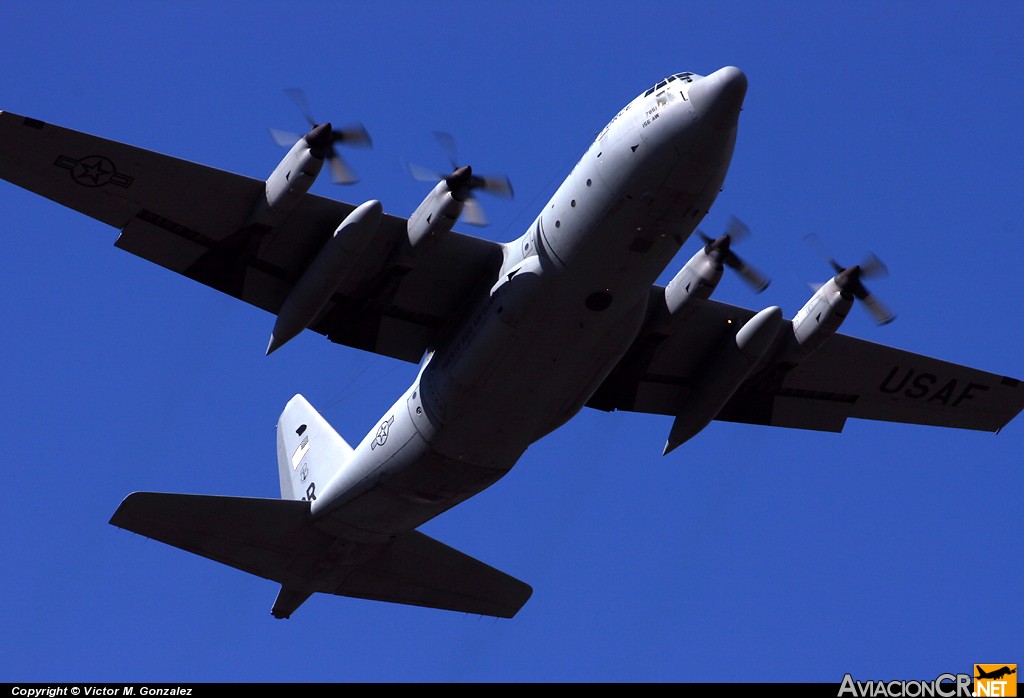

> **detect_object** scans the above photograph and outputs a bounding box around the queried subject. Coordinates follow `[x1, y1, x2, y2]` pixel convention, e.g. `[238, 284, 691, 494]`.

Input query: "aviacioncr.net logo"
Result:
[838, 673, 973, 697]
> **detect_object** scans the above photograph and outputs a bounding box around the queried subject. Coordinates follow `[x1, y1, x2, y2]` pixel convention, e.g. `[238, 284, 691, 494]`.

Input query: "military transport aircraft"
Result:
[1, 67, 1021, 619]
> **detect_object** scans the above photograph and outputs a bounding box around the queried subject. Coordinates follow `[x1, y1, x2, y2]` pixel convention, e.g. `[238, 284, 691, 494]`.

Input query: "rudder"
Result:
[276, 394, 353, 502]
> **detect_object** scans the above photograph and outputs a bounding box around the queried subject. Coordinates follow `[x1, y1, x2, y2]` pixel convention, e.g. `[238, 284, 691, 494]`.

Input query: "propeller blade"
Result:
[276, 89, 371, 185]
[811, 235, 896, 325]
[858, 290, 896, 325]
[477, 173, 514, 199]
[461, 196, 488, 227]
[333, 123, 372, 148]
[407, 161, 443, 183]
[723, 215, 750, 244]
[283, 88, 316, 127]
[433, 131, 460, 169]
[697, 216, 769, 292]
[327, 152, 358, 184]
[858, 252, 889, 280]
[804, 233, 845, 273]
[407, 133, 513, 226]
[727, 255, 771, 293]
[269, 128, 301, 148]
[426, 132, 512, 197]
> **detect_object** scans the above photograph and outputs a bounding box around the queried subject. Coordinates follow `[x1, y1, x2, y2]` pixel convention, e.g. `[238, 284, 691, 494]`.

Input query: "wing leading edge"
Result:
[0, 110, 503, 362]
[589, 291, 1024, 436]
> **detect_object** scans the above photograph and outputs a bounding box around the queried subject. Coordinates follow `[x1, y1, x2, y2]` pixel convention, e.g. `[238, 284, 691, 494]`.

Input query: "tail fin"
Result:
[110, 394, 532, 619]
[276, 394, 353, 502]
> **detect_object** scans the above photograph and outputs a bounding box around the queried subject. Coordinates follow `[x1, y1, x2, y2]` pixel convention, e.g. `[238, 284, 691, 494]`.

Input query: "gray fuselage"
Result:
[311, 67, 748, 541]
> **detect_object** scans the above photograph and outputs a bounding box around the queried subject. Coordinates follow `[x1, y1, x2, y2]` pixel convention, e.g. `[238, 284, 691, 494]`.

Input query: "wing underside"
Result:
[589, 293, 1024, 434]
[0, 110, 504, 362]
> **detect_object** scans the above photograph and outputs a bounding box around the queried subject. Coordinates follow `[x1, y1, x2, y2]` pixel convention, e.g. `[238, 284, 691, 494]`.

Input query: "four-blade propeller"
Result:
[270, 88, 372, 184]
[805, 233, 896, 325]
[696, 215, 771, 293]
[406, 131, 513, 226]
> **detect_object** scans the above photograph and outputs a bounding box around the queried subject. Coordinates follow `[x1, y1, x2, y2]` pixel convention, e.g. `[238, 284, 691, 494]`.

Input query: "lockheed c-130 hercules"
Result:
[1, 67, 1021, 619]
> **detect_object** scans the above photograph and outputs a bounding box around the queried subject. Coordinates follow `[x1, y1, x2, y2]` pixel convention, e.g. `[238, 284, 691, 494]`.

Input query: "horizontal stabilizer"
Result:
[110, 492, 316, 589]
[335, 529, 532, 618]
[110, 492, 532, 618]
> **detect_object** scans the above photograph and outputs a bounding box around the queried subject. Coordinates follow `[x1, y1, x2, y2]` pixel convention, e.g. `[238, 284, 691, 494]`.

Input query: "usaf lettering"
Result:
[879, 366, 989, 406]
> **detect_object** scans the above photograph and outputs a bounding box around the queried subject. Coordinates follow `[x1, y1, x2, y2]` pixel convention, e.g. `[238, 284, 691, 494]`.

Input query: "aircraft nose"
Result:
[688, 66, 747, 131]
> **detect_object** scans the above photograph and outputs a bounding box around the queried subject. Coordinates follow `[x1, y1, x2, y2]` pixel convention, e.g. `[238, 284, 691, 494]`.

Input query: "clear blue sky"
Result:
[1, 1, 1021, 683]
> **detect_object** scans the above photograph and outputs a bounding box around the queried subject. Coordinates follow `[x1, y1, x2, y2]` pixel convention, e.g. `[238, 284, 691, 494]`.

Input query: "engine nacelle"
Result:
[663, 245, 724, 318]
[664, 305, 784, 454]
[267, 200, 383, 355]
[785, 277, 853, 362]
[406, 180, 464, 254]
[246, 124, 331, 228]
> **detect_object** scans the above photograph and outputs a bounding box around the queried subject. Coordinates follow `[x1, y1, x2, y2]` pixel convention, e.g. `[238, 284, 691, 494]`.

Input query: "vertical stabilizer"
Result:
[276, 394, 353, 502]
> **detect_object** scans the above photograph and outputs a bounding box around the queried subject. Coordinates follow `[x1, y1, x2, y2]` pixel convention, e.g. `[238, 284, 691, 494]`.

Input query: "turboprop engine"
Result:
[663, 251, 896, 450]
[782, 251, 895, 364]
[405, 168, 473, 253]
[664, 216, 769, 321]
[405, 133, 513, 254]
[246, 124, 335, 229]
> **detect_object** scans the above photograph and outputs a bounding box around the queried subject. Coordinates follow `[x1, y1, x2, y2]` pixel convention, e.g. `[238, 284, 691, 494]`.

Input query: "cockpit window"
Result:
[645, 72, 695, 97]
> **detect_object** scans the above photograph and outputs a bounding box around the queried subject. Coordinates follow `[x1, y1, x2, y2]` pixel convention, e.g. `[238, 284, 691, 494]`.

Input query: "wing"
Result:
[110, 492, 532, 618]
[0, 110, 503, 362]
[589, 290, 1024, 434]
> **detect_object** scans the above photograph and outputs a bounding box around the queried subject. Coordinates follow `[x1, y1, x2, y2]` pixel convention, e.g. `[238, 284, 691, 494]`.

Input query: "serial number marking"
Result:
[642, 112, 660, 128]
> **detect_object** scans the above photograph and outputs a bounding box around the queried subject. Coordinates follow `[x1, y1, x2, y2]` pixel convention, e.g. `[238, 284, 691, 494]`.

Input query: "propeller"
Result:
[406, 131, 513, 226]
[805, 234, 896, 325]
[695, 215, 770, 292]
[270, 88, 372, 184]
